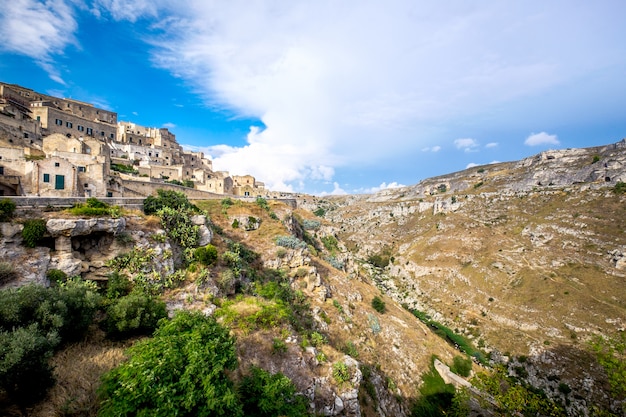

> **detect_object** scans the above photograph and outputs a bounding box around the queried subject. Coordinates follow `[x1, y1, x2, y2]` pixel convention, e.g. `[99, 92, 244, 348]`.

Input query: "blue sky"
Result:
[1, 1, 625, 195]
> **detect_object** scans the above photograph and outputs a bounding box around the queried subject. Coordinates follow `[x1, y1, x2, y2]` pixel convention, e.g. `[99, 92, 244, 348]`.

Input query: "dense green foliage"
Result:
[0, 279, 100, 409]
[110, 163, 138, 174]
[67, 198, 120, 217]
[103, 291, 167, 339]
[450, 355, 473, 377]
[46, 268, 67, 284]
[21, 218, 47, 247]
[144, 189, 200, 215]
[239, 366, 309, 417]
[0, 198, 16, 222]
[0, 324, 57, 409]
[105, 272, 133, 299]
[371, 296, 387, 314]
[98, 311, 242, 417]
[194, 244, 218, 265]
[165, 179, 195, 188]
[368, 253, 390, 268]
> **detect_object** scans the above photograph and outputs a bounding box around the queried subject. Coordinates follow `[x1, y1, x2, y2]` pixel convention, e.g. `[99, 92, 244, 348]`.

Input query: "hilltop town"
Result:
[0, 82, 289, 199]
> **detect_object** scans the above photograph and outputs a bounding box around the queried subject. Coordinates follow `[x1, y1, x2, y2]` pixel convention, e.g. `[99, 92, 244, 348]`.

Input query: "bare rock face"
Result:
[46, 218, 126, 237]
[191, 215, 213, 246]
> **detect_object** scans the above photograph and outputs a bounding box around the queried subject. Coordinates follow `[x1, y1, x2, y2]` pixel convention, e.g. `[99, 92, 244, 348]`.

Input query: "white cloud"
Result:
[0, 0, 78, 83]
[422, 145, 441, 152]
[319, 182, 346, 196]
[360, 181, 406, 194]
[454, 138, 479, 152]
[524, 132, 559, 146]
[466, 162, 479, 169]
[485, 142, 498, 148]
[162, 122, 176, 129]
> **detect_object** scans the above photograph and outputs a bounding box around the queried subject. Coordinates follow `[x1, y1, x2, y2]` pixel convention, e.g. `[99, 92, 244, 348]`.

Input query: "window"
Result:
[37, 116, 40, 121]
[24, 133, 28, 138]
[55, 175, 65, 190]
[43, 173, 50, 183]
[101, 132, 105, 137]
[86, 127, 93, 135]
[0, 167, 4, 175]
[54, 162, 60, 167]
[55, 119, 63, 126]
[66, 121, 73, 128]
[110, 133, 114, 139]
[84, 183, 89, 188]
[78, 166, 85, 172]
[77, 125, 84, 132]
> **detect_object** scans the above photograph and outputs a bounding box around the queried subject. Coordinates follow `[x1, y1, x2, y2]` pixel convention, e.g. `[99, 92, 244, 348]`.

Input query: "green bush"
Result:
[0, 262, 17, 285]
[195, 244, 218, 265]
[0, 198, 16, 222]
[22, 218, 47, 247]
[302, 219, 321, 230]
[144, 189, 200, 215]
[372, 296, 386, 314]
[313, 207, 326, 217]
[0, 324, 57, 409]
[46, 268, 67, 284]
[613, 181, 626, 195]
[332, 362, 351, 385]
[106, 272, 133, 299]
[255, 197, 270, 211]
[450, 355, 472, 377]
[321, 235, 339, 253]
[110, 163, 138, 174]
[103, 291, 167, 339]
[98, 310, 242, 417]
[239, 366, 309, 417]
[368, 254, 390, 268]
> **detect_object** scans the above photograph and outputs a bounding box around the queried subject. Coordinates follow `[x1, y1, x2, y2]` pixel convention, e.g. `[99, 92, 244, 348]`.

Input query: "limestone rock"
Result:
[46, 217, 126, 237]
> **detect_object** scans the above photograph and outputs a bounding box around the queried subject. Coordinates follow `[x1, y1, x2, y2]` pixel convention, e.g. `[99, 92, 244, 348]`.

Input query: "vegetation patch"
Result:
[21, 218, 47, 248]
[0, 198, 16, 222]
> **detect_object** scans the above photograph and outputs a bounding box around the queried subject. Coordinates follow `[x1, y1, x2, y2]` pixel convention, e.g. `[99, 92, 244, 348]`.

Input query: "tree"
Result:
[0, 324, 57, 412]
[103, 291, 167, 339]
[98, 311, 243, 417]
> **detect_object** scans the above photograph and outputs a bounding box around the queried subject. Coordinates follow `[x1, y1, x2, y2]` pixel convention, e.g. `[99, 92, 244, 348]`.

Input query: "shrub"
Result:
[450, 355, 472, 377]
[239, 366, 309, 417]
[255, 197, 269, 211]
[103, 291, 167, 339]
[46, 268, 67, 284]
[232, 218, 240, 228]
[302, 219, 321, 230]
[143, 189, 199, 215]
[275, 235, 307, 249]
[592, 155, 601, 164]
[0, 198, 16, 222]
[106, 272, 133, 299]
[110, 163, 138, 174]
[372, 296, 386, 313]
[613, 181, 626, 195]
[321, 235, 339, 252]
[368, 254, 390, 268]
[0, 324, 57, 409]
[0, 262, 17, 285]
[22, 218, 47, 247]
[195, 244, 218, 265]
[332, 362, 351, 385]
[98, 311, 242, 417]
[313, 207, 326, 217]
[343, 341, 359, 358]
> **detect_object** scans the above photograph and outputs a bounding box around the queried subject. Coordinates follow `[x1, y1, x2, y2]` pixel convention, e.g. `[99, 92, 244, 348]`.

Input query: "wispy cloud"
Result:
[162, 122, 176, 129]
[454, 138, 479, 152]
[422, 145, 442, 152]
[0, 0, 78, 84]
[359, 181, 406, 194]
[524, 132, 559, 146]
[485, 142, 498, 148]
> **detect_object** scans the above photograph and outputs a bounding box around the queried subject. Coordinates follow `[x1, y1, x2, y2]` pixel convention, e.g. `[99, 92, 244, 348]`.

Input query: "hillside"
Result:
[1, 139, 625, 416]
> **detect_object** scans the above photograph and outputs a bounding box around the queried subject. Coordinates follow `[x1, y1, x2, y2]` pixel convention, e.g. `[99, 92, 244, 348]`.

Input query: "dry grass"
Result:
[29, 329, 131, 417]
